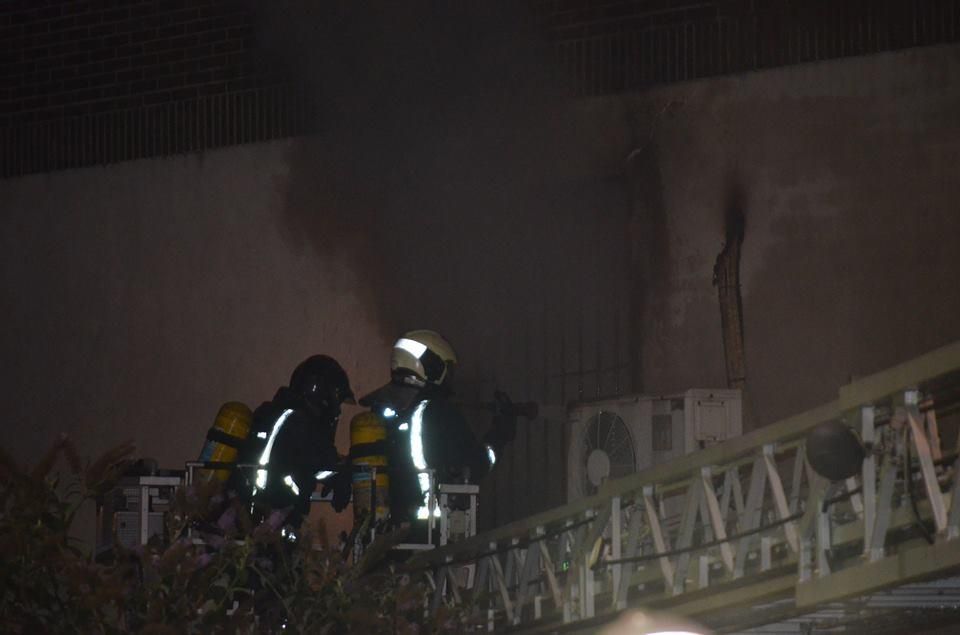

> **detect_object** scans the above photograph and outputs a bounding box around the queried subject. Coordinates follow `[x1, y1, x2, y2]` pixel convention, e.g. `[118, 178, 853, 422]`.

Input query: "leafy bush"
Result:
[0, 437, 462, 633]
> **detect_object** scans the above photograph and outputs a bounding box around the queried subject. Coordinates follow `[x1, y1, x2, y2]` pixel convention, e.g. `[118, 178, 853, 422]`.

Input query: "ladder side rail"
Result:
[610, 496, 623, 602]
[904, 390, 948, 534]
[861, 406, 877, 555]
[734, 454, 768, 577]
[643, 485, 675, 588]
[489, 548, 515, 624]
[789, 445, 807, 514]
[671, 474, 705, 595]
[702, 466, 736, 574]
[514, 540, 541, 625]
[615, 504, 645, 609]
[763, 444, 800, 553]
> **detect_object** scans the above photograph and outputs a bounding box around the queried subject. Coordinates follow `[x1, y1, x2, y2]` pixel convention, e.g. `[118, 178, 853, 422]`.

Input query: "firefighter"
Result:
[233, 354, 355, 530]
[360, 330, 516, 525]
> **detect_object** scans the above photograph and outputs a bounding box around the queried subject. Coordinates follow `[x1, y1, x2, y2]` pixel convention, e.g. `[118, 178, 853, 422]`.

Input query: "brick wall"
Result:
[0, 0, 313, 177]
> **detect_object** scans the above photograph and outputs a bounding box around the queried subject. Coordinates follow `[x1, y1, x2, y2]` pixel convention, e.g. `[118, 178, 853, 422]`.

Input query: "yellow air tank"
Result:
[349, 411, 389, 521]
[197, 401, 252, 483]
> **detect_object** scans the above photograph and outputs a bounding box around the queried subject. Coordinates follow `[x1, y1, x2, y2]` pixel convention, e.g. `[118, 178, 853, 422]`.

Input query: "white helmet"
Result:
[391, 329, 458, 388]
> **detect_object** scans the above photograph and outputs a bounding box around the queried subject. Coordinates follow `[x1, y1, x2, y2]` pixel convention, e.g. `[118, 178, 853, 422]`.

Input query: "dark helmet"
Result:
[290, 355, 356, 414]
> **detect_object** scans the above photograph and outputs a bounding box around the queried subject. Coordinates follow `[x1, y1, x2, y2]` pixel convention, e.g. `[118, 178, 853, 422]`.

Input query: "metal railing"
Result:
[411, 340, 960, 632]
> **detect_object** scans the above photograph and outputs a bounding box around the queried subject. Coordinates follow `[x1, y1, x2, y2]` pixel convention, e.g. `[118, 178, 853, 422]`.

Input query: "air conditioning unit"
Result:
[567, 389, 742, 502]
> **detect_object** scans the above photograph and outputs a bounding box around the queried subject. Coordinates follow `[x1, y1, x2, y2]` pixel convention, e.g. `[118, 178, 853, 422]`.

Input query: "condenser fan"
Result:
[579, 411, 637, 496]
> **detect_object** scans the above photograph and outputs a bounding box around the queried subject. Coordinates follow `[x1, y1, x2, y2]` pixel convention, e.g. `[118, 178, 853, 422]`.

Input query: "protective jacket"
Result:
[358, 329, 516, 526]
[386, 390, 511, 523]
[234, 386, 343, 525]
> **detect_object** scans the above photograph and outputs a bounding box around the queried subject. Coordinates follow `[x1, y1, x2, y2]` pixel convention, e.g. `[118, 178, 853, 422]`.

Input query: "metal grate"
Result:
[581, 411, 636, 496]
[533, 0, 960, 96]
[0, 84, 317, 179]
[652, 413, 673, 451]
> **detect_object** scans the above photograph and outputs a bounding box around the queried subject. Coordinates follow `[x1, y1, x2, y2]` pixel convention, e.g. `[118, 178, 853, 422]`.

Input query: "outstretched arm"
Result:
[483, 390, 518, 460]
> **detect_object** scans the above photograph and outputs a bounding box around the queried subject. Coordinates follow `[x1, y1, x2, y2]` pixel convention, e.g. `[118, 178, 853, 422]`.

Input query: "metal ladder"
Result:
[409, 341, 960, 633]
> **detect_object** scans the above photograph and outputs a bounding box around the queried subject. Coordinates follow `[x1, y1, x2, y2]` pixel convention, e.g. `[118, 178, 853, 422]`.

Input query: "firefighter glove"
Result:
[321, 471, 353, 513]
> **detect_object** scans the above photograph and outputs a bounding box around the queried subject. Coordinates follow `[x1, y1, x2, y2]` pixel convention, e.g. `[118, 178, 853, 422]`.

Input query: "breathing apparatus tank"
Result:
[197, 402, 253, 483]
[349, 411, 389, 521]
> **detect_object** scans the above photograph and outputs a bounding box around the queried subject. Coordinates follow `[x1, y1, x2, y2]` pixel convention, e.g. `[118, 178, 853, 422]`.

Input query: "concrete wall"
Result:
[5, 42, 960, 536]
[0, 139, 392, 539]
[484, 42, 960, 527]
[617, 43, 960, 430]
[0, 125, 633, 536]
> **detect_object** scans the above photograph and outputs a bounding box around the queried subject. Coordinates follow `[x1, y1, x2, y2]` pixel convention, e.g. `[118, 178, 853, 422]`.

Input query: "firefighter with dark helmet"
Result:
[360, 330, 516, 524]
[232, 354, 356, 529]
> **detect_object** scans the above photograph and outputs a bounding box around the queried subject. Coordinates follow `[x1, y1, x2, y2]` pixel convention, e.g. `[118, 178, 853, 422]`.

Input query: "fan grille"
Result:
[581, 411, 636, 496]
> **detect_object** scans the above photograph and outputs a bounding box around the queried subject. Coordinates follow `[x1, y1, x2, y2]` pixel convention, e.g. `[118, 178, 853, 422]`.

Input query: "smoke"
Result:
[250, 1, 633, 399]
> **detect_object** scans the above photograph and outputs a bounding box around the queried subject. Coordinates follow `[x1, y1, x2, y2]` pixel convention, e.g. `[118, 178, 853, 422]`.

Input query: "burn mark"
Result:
[714, 176, 748, 400]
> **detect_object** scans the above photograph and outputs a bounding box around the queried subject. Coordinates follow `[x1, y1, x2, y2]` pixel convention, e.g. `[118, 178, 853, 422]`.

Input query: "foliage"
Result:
[0, 437, 464, 633]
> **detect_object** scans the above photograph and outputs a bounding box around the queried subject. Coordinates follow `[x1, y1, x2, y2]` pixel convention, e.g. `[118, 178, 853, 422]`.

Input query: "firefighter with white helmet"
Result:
[361, 330, 516, 524]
